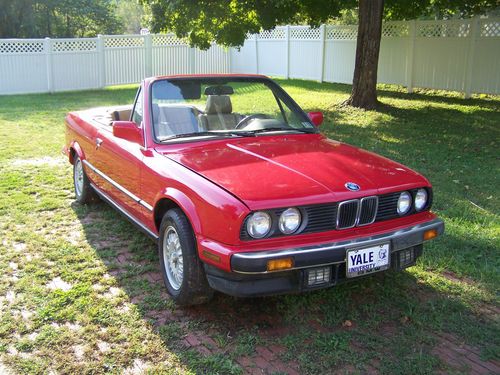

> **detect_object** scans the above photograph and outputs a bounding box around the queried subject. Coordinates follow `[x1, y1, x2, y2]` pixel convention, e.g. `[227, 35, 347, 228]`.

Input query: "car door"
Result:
[93, 87, 145, 221]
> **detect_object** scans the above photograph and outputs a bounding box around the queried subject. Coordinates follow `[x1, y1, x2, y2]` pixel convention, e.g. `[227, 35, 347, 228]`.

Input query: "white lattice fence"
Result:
[103, 35, 145, 85]
[0, 39, 47, 94]
[472, 19, 500, 94]
[230, 18, 500, 96]
[0, 18, 499, 95]
[0, 33, 231, 95]
[50, 38, 100, 91]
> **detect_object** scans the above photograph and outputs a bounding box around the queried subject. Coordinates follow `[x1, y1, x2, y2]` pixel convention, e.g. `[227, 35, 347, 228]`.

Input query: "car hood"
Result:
[157, 134, 429, 210]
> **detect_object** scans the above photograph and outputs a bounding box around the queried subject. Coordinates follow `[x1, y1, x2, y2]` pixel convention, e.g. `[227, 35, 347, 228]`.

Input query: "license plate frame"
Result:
[346, 243, 390, 278]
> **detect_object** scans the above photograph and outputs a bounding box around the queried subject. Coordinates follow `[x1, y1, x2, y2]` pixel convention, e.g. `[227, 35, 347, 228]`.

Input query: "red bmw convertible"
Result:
[63, 74, 444, 305]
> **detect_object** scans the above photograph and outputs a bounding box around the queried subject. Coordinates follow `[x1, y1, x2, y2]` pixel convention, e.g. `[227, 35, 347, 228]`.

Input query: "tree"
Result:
[115, 0, 146, 34]
[0, 0, 36, 38]
[142, 0, 497, 109]
[0, 0, 121, 38]
[345, 0, 383, 108]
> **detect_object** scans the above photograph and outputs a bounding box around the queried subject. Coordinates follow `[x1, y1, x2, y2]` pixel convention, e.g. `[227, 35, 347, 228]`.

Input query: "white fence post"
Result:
[319, 24, 326, 82]
[254, 34, 259, 74]
[144, 33, 153, 78]
[97, 35, 106, 88]
[464, 17, 479, 98]
[189, 46, 195, 74]
[44, 37, 53, 93]
[406, 20, 416, 93]
[285, 25, 290, 79]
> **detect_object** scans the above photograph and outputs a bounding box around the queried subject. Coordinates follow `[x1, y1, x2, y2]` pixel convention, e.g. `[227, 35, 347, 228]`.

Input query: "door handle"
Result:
[95, 137, 103, 149]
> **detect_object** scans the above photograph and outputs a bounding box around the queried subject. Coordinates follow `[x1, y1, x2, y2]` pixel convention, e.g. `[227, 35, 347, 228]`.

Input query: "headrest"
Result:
[205, 95, 232, 114]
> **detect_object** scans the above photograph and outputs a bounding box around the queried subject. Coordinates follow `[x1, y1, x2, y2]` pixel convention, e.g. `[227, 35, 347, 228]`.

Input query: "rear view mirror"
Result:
[308, 111, 324, 127]
[204, 85, 234, 95]
[112, 121, 143, 145]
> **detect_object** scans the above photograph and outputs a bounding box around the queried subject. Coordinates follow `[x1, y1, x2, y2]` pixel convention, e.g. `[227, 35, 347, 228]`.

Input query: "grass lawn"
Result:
[0, 80, 498, 374]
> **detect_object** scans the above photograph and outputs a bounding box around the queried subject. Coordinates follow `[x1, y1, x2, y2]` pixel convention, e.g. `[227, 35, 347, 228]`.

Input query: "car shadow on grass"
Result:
[71, 199, 499, 374]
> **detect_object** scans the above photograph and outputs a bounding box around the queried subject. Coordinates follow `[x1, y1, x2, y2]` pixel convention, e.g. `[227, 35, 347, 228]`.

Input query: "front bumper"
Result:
[205, 218, 444, 297]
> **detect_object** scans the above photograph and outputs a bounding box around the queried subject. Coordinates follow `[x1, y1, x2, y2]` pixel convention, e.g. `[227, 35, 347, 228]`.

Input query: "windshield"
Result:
[150, 77, 316, 141]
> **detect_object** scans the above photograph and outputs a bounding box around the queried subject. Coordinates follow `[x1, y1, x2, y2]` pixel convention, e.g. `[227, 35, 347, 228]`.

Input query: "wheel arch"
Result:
[68, 141, 85, 165]
[153, 189, 202, 236]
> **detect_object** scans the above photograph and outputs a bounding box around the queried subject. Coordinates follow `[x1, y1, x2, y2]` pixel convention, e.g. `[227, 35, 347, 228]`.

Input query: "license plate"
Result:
[346, 243, 390, 278]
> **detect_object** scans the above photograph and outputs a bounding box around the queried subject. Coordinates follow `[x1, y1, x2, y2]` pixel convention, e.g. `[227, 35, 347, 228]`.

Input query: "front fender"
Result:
[154, 187, 202, 234]
[144, 151, 250, 247]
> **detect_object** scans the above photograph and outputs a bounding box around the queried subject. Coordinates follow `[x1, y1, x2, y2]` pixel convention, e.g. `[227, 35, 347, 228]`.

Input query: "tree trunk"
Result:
[344, 0, 384, 110]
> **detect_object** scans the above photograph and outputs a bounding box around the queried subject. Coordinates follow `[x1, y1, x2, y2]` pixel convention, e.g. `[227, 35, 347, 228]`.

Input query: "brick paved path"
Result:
[432, 332, 500, 375]
[117, 249, 500, 375]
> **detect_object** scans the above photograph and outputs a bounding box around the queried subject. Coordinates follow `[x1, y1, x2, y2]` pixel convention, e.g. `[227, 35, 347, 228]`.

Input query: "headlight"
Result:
[246, 211, 271, 238]
[397, 191, 412, 215]
[414, 188, 428, 211]
[279, 208, 301, 234]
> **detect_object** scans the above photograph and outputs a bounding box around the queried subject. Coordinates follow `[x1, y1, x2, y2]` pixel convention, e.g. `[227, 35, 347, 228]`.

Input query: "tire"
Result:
[73, 155, 98, 204]
[159, 208, 213, 305]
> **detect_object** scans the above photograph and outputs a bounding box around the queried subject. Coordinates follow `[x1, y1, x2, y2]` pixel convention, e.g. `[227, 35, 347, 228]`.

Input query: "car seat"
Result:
[198, 95, 242, 130]
[154, 104, 200, 138]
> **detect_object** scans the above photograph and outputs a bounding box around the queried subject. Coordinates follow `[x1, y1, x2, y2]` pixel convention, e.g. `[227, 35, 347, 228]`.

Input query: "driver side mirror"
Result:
[112, 121, 143, 145]
[308, 112, 324, 127]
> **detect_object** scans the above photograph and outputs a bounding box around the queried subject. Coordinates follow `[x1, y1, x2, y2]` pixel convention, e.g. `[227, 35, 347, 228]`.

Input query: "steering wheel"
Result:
[235, 113, 270, 129]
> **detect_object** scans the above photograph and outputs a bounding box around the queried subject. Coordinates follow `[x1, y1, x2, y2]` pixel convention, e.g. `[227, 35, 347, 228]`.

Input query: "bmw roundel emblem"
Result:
[345, 182, 360, 191]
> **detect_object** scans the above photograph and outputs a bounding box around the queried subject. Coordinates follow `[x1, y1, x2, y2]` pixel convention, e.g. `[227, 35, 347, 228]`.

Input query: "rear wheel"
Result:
[73, 155, 97, 204]
[159, 208, 213, 305]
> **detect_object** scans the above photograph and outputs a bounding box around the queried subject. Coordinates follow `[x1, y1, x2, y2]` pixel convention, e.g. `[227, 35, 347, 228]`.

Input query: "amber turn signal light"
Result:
[423, 229, 438, 241]
[202, 250, 221, 263]
[267, 258, 294, 272]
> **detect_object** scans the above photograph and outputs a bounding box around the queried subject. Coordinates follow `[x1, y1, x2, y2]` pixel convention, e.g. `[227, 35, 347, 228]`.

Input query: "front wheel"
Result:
[73, 155, 98, 204]
[159, 208, 213, 305]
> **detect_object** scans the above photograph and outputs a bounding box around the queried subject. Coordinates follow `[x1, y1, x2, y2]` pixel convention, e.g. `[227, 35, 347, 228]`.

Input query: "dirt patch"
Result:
[103, 287, 121, 299]
[12, 242, 27, 252]
[46, 277, 72, 291]
[9, 156, 65, 167]
[0, 360, 13, 375]
[123, 359, 150, 375]
[97, 341, 111, 353]
[73, 345, 85, 361]
[441, 270, 476, 286]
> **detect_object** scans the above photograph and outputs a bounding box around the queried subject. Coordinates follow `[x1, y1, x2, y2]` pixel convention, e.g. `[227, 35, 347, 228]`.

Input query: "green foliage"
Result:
[0, 0, 122, 38]
[142, 0, 498, 49]
[385, 0, 499, 20]
[115, 0, 147, 34]
[142, 0, 351, 49]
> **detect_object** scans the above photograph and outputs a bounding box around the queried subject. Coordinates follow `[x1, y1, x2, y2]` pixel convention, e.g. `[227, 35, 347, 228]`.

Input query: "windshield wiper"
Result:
[250, 127, 317, 134]
[158, 130, 255, 142]
[158, 127, 316, 142]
